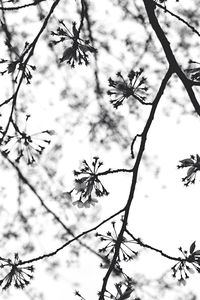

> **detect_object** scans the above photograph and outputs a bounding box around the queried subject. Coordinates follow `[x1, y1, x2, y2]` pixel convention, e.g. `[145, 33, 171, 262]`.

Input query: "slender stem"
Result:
[126, 229, 183, 262]
[154, 1, 200, 38]
[98, 68, 172, 300]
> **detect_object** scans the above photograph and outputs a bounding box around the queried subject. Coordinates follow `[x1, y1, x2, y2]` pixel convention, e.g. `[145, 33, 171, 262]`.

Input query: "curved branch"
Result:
[0, 0, 45, 10]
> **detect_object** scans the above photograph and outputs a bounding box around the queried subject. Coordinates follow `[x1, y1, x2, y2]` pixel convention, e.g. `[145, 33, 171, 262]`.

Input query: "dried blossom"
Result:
[59, 191, 73, 201]
[177, 154, 200, 186]
[69, 157, 108, 208]
[185, 60, 200, 81]
[73, 197, 98, 208]
[103, 276, 135, 300]
[74, 290, 87, 300]
[0, 253, 34, 290]
[114, 279, 135, 300]
[0, 42, 36, 84]
[96, 222, 138, 262]
[59, 157, 108, 208]
[51, 21, 97, 67]
[171, 242, 200, 285]
[1, 115, 54, 165]
[107, 69, 149, 109]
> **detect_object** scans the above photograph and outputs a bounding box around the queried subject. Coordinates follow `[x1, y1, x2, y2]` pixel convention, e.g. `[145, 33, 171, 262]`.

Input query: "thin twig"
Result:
[126, 229, 183, 262]
[77, 0, 85, 34]
[154, 1, 200, 38]
[98, 167, 133, 177]
[130, 134, 142, 159]
[18, 208, 124, 265]
[0, 0, 45, 10]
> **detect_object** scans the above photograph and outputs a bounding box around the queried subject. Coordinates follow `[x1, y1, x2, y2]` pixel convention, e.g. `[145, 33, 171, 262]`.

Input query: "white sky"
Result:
[1, 0, 200, 300]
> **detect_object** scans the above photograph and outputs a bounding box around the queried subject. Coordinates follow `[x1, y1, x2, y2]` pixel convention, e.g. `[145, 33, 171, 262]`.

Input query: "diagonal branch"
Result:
[18, 207, 124, 265]
[126, 229, 183, 262]
[98, 68, 172, 300]
[154, 1, 200, 38]
[143, 0, 200, 117]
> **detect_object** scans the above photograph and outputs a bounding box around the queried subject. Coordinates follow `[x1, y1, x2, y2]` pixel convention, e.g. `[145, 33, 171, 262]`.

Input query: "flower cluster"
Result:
[185, 60, 200, 81]
[99, 260, 124, 279]
[96, 222, 138, 262]
[0, 42, 36, 84]
[74, 290, 86, 300]
[107, 69, 149, 109]
[103, 276, 136, 300]
[1, 115, 54, 165]
[51, 20, 97, 67]
[60, 157, 109, 208]
[177, 154, 200, 186]
[0, 253, 34, 290]
[171, 242, 200, 285]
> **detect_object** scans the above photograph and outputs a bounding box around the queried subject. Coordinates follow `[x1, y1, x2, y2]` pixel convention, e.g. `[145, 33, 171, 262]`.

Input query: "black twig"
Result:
[0, 0, 45, 10]
[126, 229, 183, 262]
[154, 1, 200, 38]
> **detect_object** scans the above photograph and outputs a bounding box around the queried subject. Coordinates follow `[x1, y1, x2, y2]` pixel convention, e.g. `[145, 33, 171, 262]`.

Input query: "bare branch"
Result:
[126, 229, 183, 262]
[143, 0, 200, 117]
[98, 68, 172, 300]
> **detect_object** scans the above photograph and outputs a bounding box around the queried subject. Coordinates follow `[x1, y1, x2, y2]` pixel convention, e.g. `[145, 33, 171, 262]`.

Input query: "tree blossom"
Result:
[63, 157, 109, 208]
[1, 115, 54, 165]
[51, 21, 97, 67]
[0, 253, 34, 290]
[177, 154, 200, 186]
[107, 69, 149, 109]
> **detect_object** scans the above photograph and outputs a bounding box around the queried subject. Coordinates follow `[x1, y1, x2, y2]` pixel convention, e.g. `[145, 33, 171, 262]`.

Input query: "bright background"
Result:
[1, 0, 200, 299]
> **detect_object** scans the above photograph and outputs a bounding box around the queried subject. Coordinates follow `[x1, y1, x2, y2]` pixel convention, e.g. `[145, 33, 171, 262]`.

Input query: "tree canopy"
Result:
[0, 0, 200, 299]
